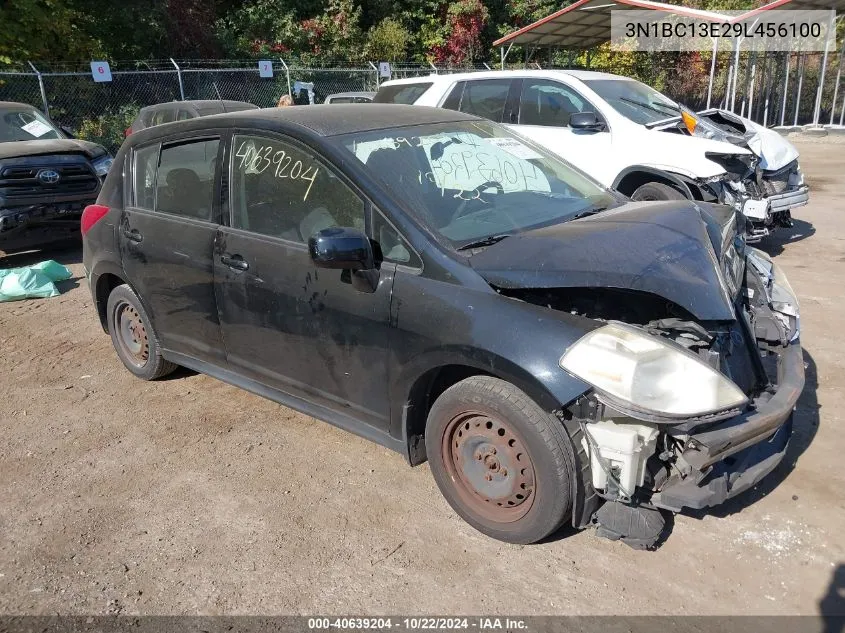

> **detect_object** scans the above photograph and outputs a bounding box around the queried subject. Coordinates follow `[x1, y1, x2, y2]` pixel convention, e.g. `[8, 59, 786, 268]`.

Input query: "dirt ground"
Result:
[1, 140, 844, 616]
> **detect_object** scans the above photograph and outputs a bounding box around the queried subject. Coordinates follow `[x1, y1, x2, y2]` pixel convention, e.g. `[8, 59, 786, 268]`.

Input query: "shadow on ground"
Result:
[0, 243, 82, 268]
[758, 218, 816, 257]
[821, 564, 845, 632]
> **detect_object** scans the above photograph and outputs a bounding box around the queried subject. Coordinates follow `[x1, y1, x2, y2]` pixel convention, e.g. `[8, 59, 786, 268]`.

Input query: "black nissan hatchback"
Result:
[82, 105, 803, 547]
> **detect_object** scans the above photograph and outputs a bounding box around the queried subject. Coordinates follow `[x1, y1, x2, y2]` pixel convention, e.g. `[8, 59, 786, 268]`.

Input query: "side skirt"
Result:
[163, 350, 407, 457]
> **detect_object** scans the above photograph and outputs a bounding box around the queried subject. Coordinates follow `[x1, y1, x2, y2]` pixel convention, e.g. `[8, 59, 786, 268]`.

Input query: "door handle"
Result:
[122, 228, 143, 243]
[221, 254, 249, 271]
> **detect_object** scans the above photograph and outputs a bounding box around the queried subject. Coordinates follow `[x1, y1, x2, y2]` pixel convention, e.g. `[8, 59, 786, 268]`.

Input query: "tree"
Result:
[365, 18, 411, 62]
[431, 0, 489, 66]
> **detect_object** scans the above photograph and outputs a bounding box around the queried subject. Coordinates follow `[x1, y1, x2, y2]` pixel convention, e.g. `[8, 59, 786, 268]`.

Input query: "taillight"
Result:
[124, 127, 132, 137]
[81, 204, 109, 236]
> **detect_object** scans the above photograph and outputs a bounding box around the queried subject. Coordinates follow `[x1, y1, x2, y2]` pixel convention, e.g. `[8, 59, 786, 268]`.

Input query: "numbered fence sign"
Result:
[90, 61, 112, 83]
[258, 61, 273, 78]
[379, 62, 392, 79]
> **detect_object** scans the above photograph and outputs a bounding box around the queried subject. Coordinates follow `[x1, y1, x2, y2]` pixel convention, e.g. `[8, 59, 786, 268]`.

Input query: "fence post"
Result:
[369, 61, 380, 89]
[279, 57, 292, 97]
[27, 62, 50, 117]
[170, 58, 185, 100]
[429, 62, 438, 75]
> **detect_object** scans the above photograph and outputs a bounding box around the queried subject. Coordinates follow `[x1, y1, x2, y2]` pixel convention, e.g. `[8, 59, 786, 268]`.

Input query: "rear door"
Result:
[213, 133, 395, 430]
[119, 135, 226, 364]
[441, 78, 518, 124]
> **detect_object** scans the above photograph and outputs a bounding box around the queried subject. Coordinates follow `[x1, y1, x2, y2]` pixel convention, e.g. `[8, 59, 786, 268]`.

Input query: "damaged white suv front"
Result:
[652, 107, 809, 242]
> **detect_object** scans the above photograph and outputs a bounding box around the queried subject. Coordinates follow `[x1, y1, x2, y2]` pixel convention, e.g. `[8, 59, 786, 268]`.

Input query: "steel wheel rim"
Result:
[114, 300, 149, 368]
[441, 411, 537, 523]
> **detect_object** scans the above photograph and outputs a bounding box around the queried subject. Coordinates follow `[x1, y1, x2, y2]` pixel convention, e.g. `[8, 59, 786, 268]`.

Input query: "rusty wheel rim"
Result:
[114, 301, 149, 368]
[441, 411, 536, 523]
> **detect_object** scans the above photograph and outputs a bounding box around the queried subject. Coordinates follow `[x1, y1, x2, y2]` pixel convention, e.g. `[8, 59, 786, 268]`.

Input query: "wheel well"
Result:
[95, 272, 125, 332]
[405, 365, 492, 465]
[615, 171, 692, 200]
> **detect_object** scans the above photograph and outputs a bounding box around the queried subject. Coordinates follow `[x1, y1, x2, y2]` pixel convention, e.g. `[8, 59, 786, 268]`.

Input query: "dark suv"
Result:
[1, 101, 112, 254]
[82, 105, 803, 547]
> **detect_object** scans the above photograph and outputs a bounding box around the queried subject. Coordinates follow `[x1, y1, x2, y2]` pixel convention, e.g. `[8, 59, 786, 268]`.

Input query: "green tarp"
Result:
[0, 260, 73, 302]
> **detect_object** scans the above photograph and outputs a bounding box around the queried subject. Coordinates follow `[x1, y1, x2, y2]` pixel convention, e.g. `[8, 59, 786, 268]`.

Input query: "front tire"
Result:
[106, 284, 176, 380]
[631, 181, 687, 201]
[425, 376, 574, 544]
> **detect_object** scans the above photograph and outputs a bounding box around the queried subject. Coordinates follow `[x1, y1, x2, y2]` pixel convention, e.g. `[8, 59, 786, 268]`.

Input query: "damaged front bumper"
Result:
[715, 161, 809, 240]
[650, 339, 802, 511]
[573, 250, 804, 528]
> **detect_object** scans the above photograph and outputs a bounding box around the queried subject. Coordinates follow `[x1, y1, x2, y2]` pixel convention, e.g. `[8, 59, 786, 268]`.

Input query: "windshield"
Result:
[0, 106, 63, 142]
[583, 79, 681, 126]
[336, 120, 617, 248]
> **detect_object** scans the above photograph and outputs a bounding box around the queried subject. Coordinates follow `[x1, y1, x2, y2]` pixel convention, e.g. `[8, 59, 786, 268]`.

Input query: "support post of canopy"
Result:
[812, 9, 836, 126]
[707, 37, 718, 109]
[780, 51, 791, 126]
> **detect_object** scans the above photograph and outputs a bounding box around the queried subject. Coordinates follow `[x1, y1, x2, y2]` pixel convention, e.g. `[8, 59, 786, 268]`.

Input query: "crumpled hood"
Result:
[695, 109, 799, 171]
[0, 138, 107, 161]
[469, 201, 739, 321]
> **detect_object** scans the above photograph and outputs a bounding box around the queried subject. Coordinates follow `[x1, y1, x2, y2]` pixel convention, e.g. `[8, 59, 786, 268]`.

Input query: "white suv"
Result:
[375, 70, 809, 240]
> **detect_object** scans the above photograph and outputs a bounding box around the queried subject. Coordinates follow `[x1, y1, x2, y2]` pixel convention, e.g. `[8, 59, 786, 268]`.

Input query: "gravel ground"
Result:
[0, 141, 843, 616]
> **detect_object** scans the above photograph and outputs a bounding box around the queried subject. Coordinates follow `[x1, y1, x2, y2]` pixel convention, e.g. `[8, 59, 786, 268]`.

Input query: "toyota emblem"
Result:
[37, 169, 61, 185]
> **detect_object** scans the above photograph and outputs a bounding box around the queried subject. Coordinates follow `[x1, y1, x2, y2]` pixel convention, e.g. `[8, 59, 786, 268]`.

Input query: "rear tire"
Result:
[631, 181, 687, 201]
[106, 284, 176, 380]
[425, 376, 574, 544]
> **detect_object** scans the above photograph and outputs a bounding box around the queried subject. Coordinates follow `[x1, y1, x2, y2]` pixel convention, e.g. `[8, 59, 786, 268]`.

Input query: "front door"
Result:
[509, 78, 616, 186]
[119, 136, 225, 364]
[214, 133, 394, 430]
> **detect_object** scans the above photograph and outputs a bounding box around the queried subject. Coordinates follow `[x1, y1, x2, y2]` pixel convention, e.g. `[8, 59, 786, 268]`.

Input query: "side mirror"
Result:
[569, 112, 604, 132]
[309, 227, 374, 270]
[60, 125, 76, 138]
[309, 227, 379, 293]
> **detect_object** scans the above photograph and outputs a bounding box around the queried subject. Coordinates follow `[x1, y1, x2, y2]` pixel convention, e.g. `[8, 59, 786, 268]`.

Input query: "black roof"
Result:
[126, 104, 481, 148]
[230, 104, 478, 136]
[140, 99, 257, 112]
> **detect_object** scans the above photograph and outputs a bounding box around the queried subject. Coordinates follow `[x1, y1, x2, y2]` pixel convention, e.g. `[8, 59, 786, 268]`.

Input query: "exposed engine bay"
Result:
[503, 247, 801, 550]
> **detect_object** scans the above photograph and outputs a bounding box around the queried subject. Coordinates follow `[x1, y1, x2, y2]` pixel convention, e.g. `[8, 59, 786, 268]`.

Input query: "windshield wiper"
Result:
[570, 206, 608, 220]
[456, 234, 511, 251]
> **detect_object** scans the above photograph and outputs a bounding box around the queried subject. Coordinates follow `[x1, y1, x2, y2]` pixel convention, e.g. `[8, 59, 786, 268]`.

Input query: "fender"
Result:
[388, 345, 592, 443]
[612, 165, 694, 199]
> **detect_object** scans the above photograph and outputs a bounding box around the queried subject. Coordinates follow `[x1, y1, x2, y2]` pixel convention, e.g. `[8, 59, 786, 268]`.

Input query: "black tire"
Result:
[631, 181, 687, 202]
[106, 283, 176, 380]
[425, 376, 574, 544]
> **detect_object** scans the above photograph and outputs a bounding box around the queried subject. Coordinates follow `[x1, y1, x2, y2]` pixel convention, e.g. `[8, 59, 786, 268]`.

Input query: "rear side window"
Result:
[150, 107, 176, 126]
[229, 134, 365, 242]
[456, 79, 511, 122]
[156, 139, 220, 220]
[133, 144, 159, 209]
[374, 83, 433, 104]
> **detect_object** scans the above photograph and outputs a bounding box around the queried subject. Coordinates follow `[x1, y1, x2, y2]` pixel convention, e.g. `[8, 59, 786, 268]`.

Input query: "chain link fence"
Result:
[1, 56, 842, 153]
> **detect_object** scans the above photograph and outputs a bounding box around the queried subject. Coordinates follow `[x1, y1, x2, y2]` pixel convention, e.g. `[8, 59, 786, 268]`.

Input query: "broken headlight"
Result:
[560, 322, 748, 419]
[705, 152, 756, 182]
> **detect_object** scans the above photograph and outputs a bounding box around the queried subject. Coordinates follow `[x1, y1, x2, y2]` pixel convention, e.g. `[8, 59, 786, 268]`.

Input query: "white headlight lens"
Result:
[560, 323, 748, 418]
[93, 156, 114, 176]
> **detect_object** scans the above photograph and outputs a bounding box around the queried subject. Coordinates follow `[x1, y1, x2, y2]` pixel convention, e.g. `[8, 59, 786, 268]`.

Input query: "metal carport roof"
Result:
[492, 0, 732, 50]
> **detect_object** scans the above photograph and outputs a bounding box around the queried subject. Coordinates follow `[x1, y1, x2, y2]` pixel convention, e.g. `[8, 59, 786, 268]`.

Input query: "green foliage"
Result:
[365, 18, 411, 62]
[75, 104, 140, 153]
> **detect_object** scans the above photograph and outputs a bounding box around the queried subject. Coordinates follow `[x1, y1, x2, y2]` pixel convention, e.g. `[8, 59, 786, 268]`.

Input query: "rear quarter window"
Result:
[373, 83, 433, 104]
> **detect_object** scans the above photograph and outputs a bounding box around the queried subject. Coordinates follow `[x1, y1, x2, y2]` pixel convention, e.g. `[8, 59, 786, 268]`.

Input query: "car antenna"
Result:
[213, 82, 227, 113]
